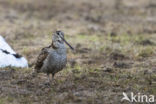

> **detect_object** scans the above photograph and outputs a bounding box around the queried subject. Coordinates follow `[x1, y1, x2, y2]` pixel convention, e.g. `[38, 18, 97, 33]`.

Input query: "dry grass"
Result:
[0, 0, 155, 104]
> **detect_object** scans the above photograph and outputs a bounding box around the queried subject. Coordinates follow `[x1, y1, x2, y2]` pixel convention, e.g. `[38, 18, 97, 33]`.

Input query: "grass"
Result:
[0, 32, 155, 104]
[137, 47, 154, 58]
[0, 0, 156, 104]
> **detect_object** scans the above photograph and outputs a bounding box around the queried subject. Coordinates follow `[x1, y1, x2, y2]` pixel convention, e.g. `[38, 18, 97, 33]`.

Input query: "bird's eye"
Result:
[56, 31, 61, 35]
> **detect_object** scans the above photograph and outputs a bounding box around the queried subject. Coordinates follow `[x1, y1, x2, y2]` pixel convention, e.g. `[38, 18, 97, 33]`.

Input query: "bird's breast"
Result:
[48, 51, 67, 69]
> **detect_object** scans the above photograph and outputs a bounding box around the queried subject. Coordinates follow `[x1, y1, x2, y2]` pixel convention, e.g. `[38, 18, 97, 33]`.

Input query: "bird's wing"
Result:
[35, 46, 50, 72]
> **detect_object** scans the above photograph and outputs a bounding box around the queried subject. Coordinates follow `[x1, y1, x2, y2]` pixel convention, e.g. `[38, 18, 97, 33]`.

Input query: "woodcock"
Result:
[35, 31, 74, 81]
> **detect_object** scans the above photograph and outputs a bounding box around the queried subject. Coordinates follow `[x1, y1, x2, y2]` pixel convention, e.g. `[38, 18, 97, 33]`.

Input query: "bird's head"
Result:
[52, 31, 74, 50]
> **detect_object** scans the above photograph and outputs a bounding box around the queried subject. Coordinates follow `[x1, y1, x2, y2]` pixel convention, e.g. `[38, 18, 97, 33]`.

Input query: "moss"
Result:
[138, 47, 154, 58]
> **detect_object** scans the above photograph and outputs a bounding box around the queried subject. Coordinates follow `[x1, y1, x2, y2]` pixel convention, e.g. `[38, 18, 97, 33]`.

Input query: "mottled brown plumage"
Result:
[35, 46, 50, 72]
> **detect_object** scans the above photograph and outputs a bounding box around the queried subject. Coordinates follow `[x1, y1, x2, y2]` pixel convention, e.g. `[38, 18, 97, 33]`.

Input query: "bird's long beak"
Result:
[61, 37, 74, 50]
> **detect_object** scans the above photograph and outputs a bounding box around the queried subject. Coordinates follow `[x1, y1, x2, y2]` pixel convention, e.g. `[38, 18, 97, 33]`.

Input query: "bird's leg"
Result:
[47, 74, 55, 86]
[44, 73, 51, 87]
[48, 74, 51, 83]
[51, 74, 56, 84]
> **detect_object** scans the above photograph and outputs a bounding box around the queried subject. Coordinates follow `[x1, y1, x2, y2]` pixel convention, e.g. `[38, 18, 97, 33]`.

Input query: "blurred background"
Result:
[0, 0, 155, 104]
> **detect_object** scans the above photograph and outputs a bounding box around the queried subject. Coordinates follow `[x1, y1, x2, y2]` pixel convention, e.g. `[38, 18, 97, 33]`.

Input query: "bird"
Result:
[0, 35, 28, 68]
[34, 31, 74, 82]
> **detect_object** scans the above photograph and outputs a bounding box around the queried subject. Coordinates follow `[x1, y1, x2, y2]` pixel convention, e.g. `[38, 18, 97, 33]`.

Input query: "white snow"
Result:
[0, 35, 28, 68]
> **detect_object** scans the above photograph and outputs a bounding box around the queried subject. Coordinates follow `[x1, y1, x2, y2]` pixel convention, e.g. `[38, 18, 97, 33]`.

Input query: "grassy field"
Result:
[0, 0, 155, 104]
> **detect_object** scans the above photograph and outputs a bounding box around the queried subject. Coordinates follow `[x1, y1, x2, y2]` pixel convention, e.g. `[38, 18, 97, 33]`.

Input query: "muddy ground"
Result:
[0, 0, 156, 104]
